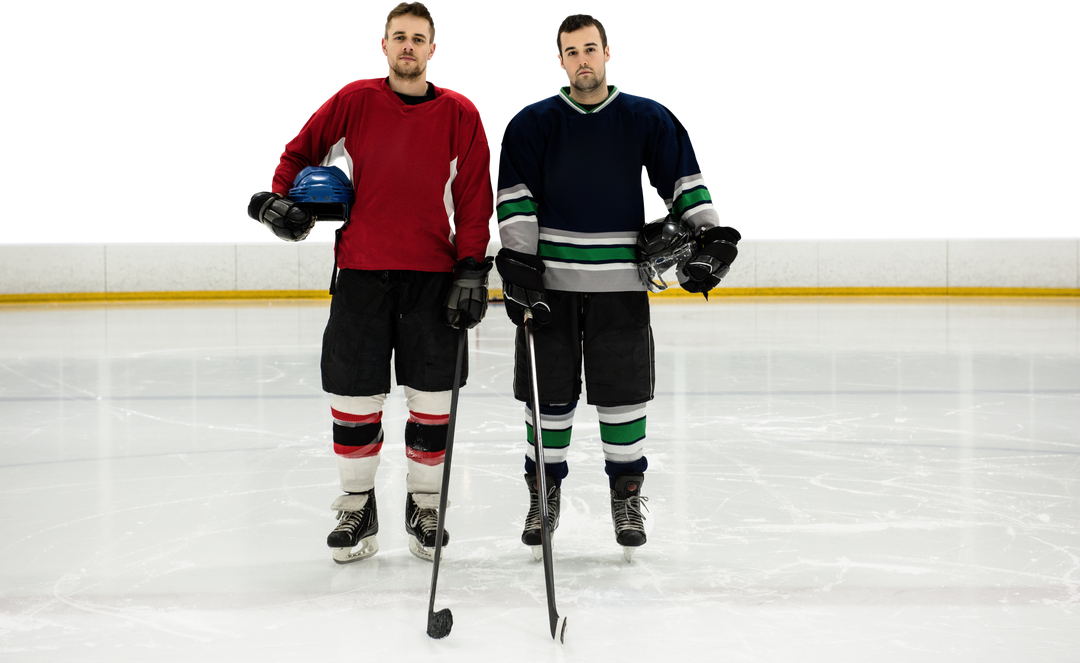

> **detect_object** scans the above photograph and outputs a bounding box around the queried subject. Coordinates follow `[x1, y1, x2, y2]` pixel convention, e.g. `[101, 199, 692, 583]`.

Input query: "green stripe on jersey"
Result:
[538, 243, 637, 263]
[497, 198, 538, 221]
[672, 187, 713, 218]
[599, 418, 646, 445]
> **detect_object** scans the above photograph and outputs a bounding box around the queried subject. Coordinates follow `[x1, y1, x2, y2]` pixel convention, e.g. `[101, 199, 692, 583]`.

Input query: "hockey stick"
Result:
[426, 328, 467, 639]
[523, 309, 569, 644]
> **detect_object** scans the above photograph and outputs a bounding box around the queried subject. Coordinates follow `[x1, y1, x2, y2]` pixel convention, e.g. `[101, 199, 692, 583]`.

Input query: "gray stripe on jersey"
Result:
[539, 228, 640, 244]
[683, 203, 720, 231]
[545, 263, 647, 293]
[496, 183, 532, 205]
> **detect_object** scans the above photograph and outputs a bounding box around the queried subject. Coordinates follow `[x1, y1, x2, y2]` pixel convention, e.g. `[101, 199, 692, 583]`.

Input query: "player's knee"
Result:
[404, 387, 452, 416]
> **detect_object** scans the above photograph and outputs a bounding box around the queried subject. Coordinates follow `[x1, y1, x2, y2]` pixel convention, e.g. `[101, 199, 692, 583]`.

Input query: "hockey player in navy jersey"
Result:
[495, 14, 739, 561]
[249, 2, 493, 564]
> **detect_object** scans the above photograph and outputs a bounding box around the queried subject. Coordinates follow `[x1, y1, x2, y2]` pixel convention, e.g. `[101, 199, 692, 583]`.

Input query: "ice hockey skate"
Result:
[406, 492, 449, 562]
[522, 473, 561, 561]
[610, 474, 648, 562]
[328, 490, 379, 564]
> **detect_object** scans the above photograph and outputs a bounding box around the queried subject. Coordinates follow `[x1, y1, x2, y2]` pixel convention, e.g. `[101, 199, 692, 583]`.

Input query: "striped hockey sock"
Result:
[404, 410, 449, 494]
[331, 406, 384, 493]
[523, 402, 575, 486]
[598, 404, 649, 485]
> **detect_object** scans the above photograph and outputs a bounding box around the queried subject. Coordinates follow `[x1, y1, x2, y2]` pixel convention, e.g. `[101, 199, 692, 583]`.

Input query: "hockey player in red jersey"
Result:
[249, 2, 493, 564]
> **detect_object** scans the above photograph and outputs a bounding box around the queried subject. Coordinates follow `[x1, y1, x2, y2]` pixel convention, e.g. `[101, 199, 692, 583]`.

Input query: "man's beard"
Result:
[571, 69, 605, 95]
[391, 59, 425, 82]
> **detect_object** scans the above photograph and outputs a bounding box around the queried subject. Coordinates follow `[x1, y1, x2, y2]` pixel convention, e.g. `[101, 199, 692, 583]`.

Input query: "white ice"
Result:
[1, 297, 1078, 662]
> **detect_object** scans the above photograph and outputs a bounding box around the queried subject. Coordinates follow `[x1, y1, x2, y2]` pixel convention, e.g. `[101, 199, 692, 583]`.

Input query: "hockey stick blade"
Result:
[427, 608, 453, 639]
[425, 329, 467, 639]
[524, 310, 567, 644]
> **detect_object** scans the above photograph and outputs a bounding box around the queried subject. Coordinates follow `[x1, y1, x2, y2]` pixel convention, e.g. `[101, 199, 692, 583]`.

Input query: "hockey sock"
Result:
[524, 457, 569, 487]
[604, 458, 649, 487]
[404, 411, 449, 494]
[598, 404, 648, 487]
[332, 415, 384, 493]
[401, 388, 452, 494]
[524, 402, 575, 487]
[330, 395, 387, 493]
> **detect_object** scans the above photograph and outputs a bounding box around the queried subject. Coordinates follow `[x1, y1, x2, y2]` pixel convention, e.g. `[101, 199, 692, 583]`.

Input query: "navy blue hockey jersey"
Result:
[497, 86, 719, 292]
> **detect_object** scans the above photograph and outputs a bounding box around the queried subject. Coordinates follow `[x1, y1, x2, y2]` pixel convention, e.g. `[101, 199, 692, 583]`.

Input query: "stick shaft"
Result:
[524, 311, 562, 639]
[428, 329, 466, 616]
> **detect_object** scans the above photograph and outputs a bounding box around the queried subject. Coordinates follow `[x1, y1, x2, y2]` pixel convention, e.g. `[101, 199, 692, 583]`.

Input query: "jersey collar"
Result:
[558, 86, 619, 114]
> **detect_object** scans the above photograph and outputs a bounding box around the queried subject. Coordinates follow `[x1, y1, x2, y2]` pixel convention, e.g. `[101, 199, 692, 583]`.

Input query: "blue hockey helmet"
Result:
[636, 215, 698, 292]
[289, 166, 354, 221]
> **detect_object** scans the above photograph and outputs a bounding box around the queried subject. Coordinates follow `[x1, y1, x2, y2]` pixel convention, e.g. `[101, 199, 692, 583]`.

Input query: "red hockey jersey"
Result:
[273, 78, 492, 272]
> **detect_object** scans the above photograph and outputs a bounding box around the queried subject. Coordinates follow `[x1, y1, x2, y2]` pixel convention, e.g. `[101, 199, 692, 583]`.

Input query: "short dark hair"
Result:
[557, 14, 607, 53]
[385, 2, 435, 42]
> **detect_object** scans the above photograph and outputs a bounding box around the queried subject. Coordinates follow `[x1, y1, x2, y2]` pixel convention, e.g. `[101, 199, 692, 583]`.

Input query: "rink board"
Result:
[1, 240, 1078, 304]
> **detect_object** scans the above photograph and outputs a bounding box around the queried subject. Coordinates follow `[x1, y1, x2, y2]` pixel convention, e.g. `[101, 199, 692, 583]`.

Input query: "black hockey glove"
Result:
[682, 226, 741, 299]
[248, 192, 315, 242]
[445, 256, 494, 329]
[495, 248, 551, 327]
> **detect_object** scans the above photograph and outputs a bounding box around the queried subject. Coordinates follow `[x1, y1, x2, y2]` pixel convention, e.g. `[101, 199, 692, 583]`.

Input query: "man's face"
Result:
[558, 26, 609, 96]
[382, 15, 435, 82]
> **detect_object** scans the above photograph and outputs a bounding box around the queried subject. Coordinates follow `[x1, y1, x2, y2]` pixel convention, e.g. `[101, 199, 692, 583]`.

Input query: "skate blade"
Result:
[408, 537, 435, 562]
[332, 536, 378, 564]
[529, 532, 554, 561]
[623, 546, 636, 563]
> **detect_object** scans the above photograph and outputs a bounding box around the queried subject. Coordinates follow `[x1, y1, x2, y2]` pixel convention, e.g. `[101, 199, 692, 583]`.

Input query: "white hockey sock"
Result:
[330, 394, 387, 493]
[598, 403, 647, 466]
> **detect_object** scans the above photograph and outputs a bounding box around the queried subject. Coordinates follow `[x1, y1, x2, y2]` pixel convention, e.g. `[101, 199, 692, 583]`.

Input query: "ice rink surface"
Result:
[1, 296, 1078, 662]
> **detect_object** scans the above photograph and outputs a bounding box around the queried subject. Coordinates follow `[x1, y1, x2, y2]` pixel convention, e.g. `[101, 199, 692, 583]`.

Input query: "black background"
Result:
[8, 4, 1071, 241]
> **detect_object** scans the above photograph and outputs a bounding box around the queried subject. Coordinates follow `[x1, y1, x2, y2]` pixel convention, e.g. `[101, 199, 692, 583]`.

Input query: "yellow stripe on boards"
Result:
[0, 291, 332, 305]
[2, 288, 1078, 307]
